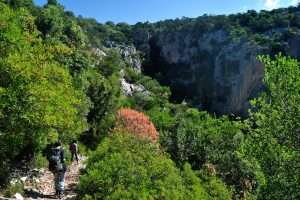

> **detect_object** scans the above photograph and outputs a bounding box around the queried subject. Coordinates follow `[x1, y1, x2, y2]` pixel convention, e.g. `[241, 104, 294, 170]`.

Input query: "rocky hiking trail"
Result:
[3, 157, 86, 200]
[24, 157, 85, 200]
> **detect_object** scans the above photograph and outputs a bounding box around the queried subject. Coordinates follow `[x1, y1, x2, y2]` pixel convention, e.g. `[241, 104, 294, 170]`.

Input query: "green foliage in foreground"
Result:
[156, 107, 265, 198]
[0, 1, 300, 199]
[239, 54, 300, 200]
[78, 133, 232, 200]
[0, 3, 89, 183]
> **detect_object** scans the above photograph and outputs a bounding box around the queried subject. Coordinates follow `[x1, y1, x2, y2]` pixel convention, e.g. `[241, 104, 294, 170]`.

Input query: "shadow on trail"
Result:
[23, 157, 86, 200]
[24, 189, 57, 199]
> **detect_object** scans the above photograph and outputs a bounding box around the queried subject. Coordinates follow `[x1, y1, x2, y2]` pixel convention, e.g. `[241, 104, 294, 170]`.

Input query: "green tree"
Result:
[4, 0, 34, 9]
[239, 54, 300, 199]
[78, 69, 118, 148]
[0, 3, 88, 183]
[36, 4, 64, 39]
[36, 3, 86, 47]
[78, 133, 213, 200]
[78, 50, 122, 148]
[158, 108, 261, 197]
[47, 0, 58, 6]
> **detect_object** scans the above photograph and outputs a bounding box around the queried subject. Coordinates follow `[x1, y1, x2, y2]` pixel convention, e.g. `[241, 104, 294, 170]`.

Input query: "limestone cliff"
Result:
[133, 27, 300, 116]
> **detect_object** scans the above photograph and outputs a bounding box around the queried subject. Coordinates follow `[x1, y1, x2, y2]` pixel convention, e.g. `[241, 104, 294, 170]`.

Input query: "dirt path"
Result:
[24, 157, 85, 200]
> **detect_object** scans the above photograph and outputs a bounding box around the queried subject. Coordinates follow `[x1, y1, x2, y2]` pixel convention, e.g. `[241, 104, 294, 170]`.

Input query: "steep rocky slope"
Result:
[131, 8, 300, 115]
[136, 30, 266, 115]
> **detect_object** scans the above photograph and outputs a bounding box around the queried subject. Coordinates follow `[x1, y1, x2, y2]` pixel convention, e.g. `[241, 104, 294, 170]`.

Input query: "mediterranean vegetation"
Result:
[0, 0, 299, 199]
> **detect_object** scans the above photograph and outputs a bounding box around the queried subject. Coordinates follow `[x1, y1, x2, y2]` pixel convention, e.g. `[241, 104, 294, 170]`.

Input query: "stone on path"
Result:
[15, 193, 24, 200]
[24, 156, 86, 200]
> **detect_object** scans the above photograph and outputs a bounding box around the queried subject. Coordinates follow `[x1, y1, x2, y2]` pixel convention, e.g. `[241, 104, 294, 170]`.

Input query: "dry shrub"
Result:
[116, 108, 159, 142]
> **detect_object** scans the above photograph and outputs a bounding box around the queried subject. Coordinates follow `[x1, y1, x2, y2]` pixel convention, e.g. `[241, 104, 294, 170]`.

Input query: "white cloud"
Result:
[242, 5, 248, 12]
[264, 0, 280, 10]
[291, 0, 300, 6]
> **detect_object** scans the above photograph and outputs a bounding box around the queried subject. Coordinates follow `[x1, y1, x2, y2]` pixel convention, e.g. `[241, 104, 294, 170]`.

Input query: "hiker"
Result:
[46, 141, 66, 199]
[69, 140, 79, 163]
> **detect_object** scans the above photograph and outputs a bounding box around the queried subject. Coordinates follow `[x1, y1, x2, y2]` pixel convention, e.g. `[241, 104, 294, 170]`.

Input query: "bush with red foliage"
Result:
[116, 108, 159, 142]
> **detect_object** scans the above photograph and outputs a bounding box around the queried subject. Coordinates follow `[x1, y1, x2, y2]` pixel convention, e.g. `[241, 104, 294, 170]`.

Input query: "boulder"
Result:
[14, 193, 24, 200]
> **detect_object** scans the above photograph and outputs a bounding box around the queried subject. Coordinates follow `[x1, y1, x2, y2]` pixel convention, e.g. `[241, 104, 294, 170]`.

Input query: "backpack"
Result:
[48, 147, 63, 172]
[69, 143, 77, 153]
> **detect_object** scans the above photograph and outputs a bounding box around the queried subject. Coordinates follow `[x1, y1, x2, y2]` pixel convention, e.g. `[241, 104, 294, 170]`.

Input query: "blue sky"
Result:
[34, 0, 300, 24]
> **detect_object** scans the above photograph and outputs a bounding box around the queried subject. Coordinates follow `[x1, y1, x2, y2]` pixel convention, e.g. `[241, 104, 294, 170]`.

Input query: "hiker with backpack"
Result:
[46, 141, 66, 199]
[69, 140, 79, 164]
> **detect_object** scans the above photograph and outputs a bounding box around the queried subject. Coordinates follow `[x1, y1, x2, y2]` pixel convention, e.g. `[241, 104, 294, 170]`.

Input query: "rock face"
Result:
[286, 36, 300, 58]
[116, 45, 142, 72]
[92, 43, 146, 97]
[120, 75, 149, 97]
[106, 41, 142, 72]
[133, 29, 275, 116]
[91, 48, 107, 59]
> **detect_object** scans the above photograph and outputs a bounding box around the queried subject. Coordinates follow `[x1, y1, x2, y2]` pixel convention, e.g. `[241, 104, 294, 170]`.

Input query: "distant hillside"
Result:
[1, 1, 300, 200]
[76, 5, 300, 115]
[127, 6, 300, 116]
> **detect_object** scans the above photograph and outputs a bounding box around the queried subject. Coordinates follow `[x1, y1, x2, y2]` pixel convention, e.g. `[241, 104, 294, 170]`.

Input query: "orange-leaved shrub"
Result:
[116, 108, 159, 142]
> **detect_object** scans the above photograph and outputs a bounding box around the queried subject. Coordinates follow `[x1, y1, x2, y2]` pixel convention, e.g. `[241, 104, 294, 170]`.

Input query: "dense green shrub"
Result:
[1, 1, 300, 199]
[77, 68, 117, 148]
[36, 2, 86, 47]
[121, 66, 172, 112]
[2, 181, 24, 198]
[78, 133, 213, 200]
[123, 66, 143, 83]
[0, 3, 88, 183]
[120, 63, 256, 196]
[239, 54, 300, 200]
[157, 107, 263, 197]
[78, 17, 132, 46]
[198, 169, 233, 200]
